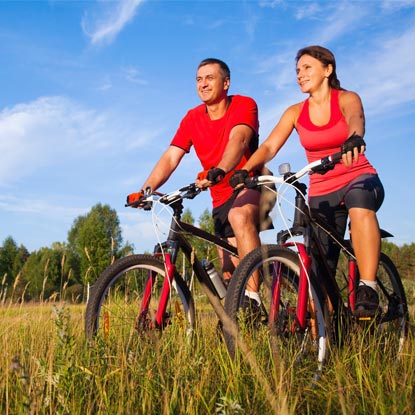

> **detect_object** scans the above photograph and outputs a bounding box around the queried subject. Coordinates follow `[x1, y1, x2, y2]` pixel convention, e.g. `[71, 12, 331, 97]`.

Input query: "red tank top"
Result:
[296, 89, 376, 197]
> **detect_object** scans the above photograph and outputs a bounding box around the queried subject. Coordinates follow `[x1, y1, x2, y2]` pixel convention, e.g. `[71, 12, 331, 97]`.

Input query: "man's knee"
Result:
[228, 208, 258, 236]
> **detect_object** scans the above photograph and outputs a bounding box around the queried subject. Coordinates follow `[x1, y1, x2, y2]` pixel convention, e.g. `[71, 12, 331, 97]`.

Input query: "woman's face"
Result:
[296, 54, 332, 93]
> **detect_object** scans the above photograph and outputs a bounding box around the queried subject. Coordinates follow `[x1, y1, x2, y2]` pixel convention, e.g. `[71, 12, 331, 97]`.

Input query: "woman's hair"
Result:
[296, 45, 343, 90]
[198, 58, 231, 80]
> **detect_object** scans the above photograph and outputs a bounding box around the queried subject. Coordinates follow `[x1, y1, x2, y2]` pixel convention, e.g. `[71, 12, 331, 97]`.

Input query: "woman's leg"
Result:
[344, 174, 385, 314]
[348, 207, 381, 281]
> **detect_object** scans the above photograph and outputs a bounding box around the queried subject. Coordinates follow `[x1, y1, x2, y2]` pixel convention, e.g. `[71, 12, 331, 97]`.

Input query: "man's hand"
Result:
[126, 190, 145, 206]
[229, 169, 249, 188]
[341, 133, 366, 167]
[196, 167, 225, 188]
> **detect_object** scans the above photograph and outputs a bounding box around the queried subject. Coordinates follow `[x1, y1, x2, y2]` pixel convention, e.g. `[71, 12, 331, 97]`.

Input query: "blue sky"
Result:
[0, 0, 414, 254]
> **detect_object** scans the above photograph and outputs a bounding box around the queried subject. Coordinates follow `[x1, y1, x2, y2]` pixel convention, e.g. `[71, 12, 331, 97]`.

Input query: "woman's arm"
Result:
[242, 104, 298, 173]
[340, 91, 366, 167]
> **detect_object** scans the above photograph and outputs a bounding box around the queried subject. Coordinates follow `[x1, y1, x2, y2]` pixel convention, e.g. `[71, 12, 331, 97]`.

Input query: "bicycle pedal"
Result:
[357, 316, 372, 321]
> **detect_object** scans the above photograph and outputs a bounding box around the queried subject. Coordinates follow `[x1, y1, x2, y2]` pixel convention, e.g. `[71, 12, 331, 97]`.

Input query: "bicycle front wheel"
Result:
[224, 244, 328, 377]
[85, 254, 196, 341]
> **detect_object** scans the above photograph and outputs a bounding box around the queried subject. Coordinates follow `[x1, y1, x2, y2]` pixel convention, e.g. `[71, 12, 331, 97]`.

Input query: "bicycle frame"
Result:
[278, 216, 357, 330]
[134, 187, 238, 328]
[253, 154, 395, 329]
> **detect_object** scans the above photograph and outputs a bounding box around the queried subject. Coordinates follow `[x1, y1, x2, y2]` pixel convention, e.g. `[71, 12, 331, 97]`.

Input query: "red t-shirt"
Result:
[296, 89, 376, 197]
[171, 95, 259, 207]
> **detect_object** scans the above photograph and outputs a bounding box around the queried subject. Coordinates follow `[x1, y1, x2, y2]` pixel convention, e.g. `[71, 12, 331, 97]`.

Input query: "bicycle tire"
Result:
[224, 244, 328, 376]
[374, 252, 409, 355]
[334, 251, 409, 357]
[85, 254, 196, 341]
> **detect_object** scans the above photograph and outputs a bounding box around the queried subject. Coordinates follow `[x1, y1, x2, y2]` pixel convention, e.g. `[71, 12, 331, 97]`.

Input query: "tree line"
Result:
[0, 203, 217, 303]
[0, 202, 414, 303]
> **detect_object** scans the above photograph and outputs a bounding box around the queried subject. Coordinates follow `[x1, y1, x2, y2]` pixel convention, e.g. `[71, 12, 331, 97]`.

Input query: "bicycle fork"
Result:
[271, 242, 312, 332]
[138, 251, 177, 329]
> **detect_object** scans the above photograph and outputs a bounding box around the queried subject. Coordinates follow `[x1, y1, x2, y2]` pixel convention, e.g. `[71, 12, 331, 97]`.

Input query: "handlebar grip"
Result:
[331, 152, 342, 162]
[310, 151, 343, 175]
[125, 199, 151, 209]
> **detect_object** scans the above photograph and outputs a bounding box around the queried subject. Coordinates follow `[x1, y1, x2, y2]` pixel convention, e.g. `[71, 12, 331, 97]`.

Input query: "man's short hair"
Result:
[198, 58, 230, 79]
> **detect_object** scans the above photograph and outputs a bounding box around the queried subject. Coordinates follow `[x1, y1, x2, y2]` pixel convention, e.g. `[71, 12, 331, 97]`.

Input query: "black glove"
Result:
[207, 167, 226, 184]
[229, 169, 249, 188]
[197, 167, 225, 184]
[341, 133, 366, 155]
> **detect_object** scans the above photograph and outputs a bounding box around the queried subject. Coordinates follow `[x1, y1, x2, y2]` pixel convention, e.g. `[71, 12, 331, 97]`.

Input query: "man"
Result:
[128, 58, 262, 300]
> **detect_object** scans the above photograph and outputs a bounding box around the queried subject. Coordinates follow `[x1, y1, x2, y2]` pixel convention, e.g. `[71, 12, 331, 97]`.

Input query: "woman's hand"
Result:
[341, 133, 366, 167]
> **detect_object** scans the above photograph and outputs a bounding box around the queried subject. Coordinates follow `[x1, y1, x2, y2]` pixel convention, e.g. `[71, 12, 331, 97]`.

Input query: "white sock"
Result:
[245, 290, 261, 305]
[359, 279, 377, 290]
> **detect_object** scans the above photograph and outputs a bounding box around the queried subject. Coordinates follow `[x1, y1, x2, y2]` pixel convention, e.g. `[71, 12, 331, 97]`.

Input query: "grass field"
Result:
[1, 298, 414, 415]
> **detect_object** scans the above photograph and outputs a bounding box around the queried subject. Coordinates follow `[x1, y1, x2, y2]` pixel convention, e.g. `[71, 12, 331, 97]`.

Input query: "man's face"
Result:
[196, 63, 230, 105]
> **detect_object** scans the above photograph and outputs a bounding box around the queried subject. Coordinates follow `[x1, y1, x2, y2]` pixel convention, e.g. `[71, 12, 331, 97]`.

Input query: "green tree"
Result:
[19, 247, 63, 301]
[0, 237, 29, 298]
[12, 244, 30, 279]
[181, 209, 194, 225]
[172, 208, 218, 286]
[0, 237, 18, 285]
[67, 203, 125, 284]
[396, 243, 415, 281]
[196, 208, 217, 264]
[180, 208, 215, 262]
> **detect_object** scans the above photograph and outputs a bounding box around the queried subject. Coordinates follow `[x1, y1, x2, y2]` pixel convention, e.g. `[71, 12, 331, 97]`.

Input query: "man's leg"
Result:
[228, 188, 261, 291]
[216, 243, 237, 286]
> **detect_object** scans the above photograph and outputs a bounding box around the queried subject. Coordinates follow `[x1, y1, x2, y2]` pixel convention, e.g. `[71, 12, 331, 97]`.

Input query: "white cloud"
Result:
[0, 193, 87, 219]
[121, 65, 148, 85]
[259, 0, 284, 8]
[294, 2, 323, 20]
[82, 0, 144, 45]
[351, 28, 415, 117]
[316, 3, 370, 45]
[381, 0, 415, 12]
[0, 96, 165, 187]
[0, 97, 106, 184]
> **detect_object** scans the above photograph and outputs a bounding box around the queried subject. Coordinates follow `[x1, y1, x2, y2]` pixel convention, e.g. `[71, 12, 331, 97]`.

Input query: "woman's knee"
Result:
[349, 207, 377, 222]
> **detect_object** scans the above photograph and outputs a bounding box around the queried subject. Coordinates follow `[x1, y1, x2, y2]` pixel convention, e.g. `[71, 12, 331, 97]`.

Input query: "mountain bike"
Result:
[224, 153, 409, 377]
[85, 184, 237, 341]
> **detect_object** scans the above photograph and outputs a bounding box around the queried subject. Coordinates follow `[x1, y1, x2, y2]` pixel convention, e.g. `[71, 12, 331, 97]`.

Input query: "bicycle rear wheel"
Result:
[224, 245, 327, 377]
[85, 254, 196, 341]
[335, 251, 409, 357]
[374, 252, 409, 355]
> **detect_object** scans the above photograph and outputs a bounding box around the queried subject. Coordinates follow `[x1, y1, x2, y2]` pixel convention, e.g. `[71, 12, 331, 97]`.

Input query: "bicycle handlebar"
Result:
[125, 183, 202, 209]
[125, 151, 343, 209]
[246, 151, 343, 188]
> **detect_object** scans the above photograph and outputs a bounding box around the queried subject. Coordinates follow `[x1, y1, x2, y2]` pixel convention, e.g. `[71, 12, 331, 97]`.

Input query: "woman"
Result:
[231, 45, 384, 316]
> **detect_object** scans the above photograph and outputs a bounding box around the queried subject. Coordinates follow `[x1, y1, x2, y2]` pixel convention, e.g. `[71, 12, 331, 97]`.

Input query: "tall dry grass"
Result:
[1, 299, 414, 415]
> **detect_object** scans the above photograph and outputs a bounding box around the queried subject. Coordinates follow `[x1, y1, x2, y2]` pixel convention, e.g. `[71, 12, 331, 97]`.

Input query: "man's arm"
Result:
[196, 124, 255, 188]
[217, 124, 255, 173]
[141, 145, 186, 191]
